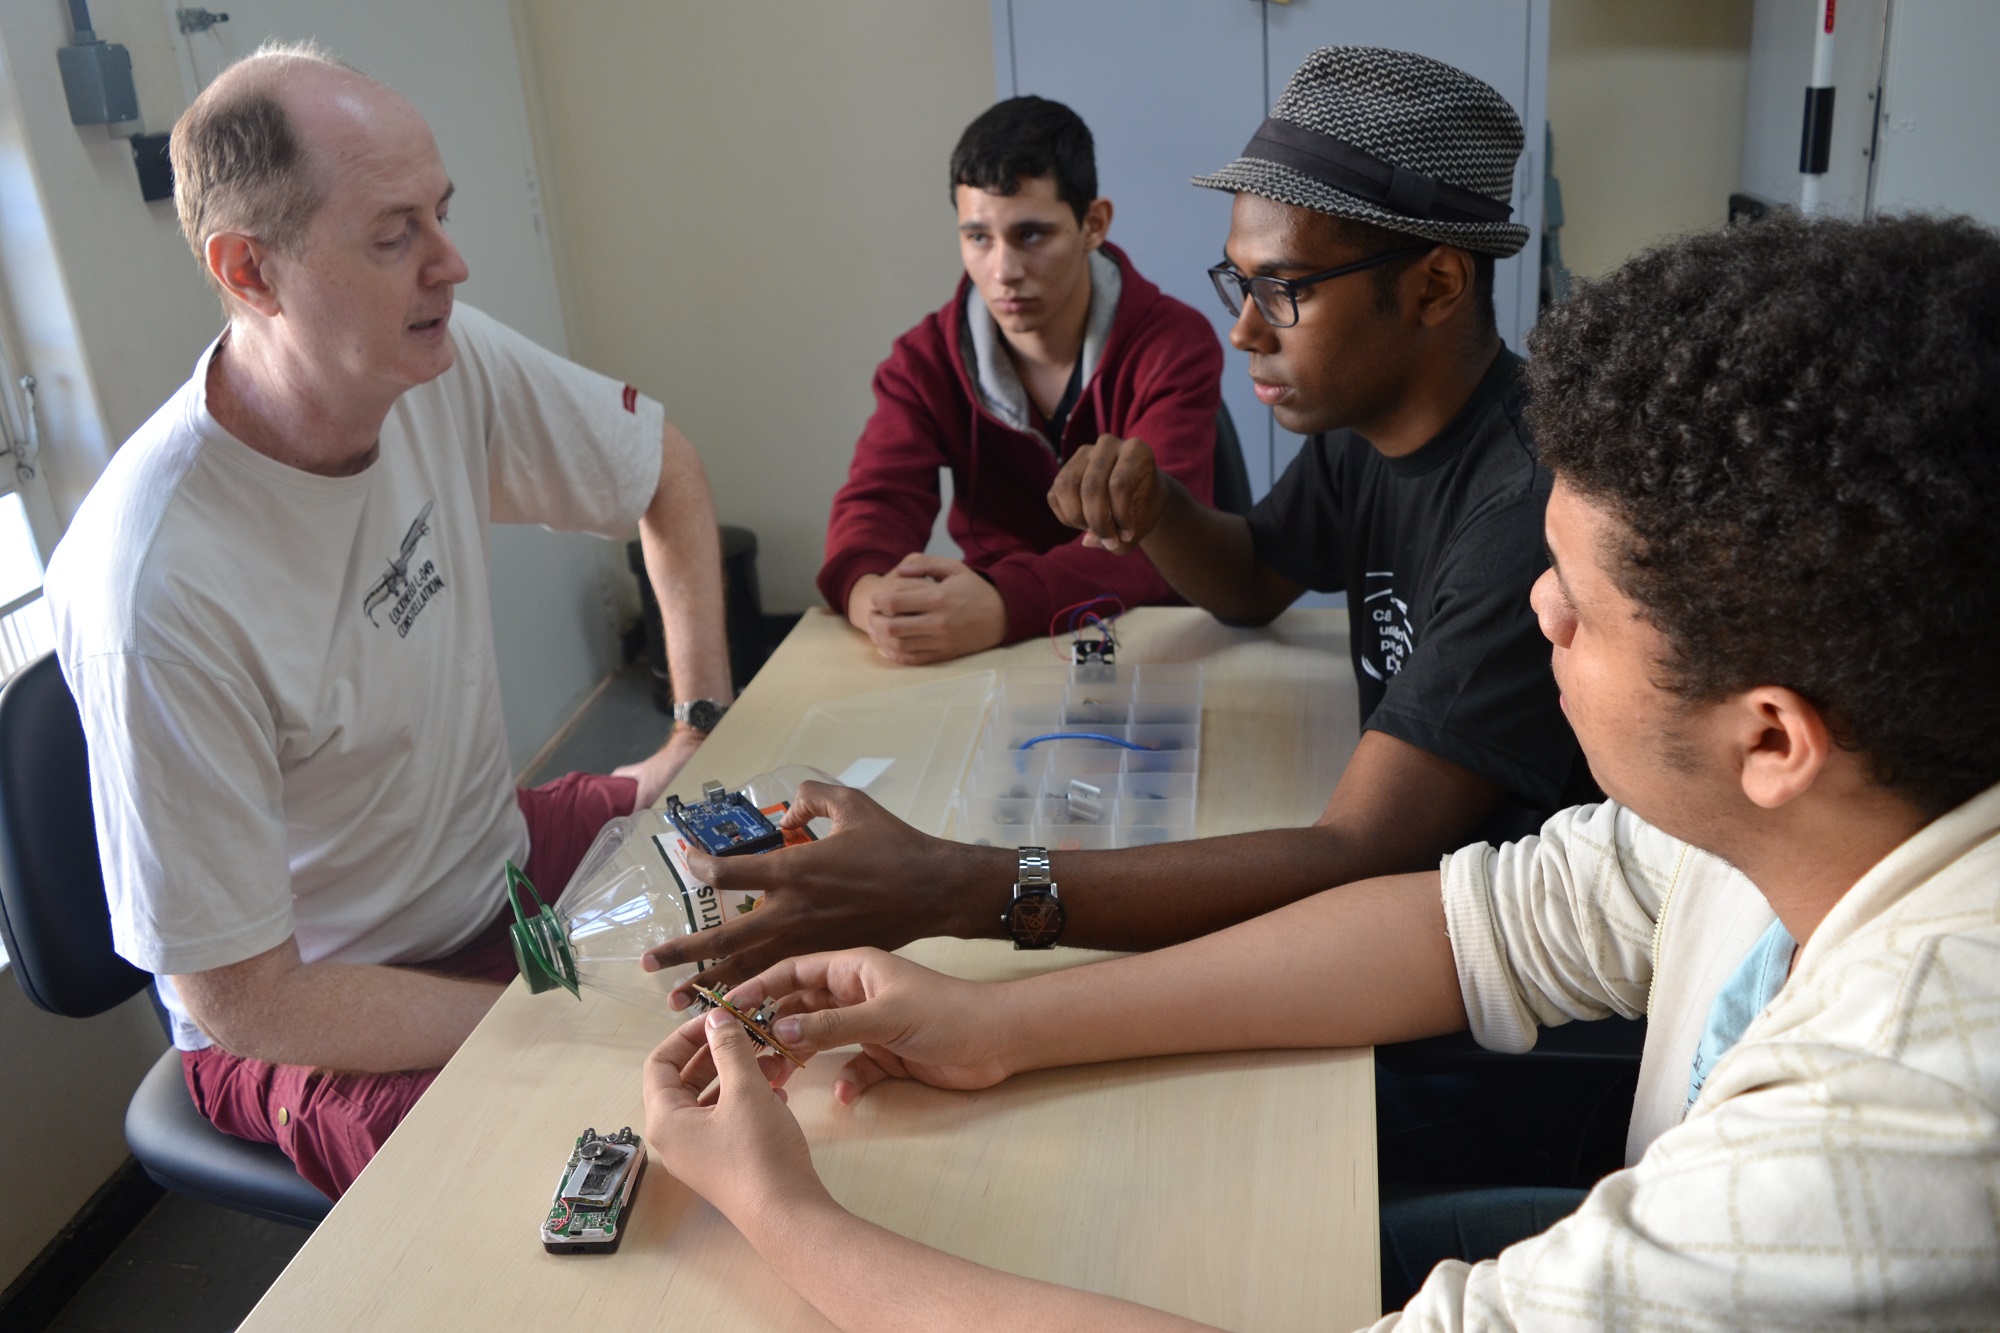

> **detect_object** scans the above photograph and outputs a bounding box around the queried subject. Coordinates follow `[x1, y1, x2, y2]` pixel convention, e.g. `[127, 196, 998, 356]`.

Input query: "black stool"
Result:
[627, 525, 768, 710]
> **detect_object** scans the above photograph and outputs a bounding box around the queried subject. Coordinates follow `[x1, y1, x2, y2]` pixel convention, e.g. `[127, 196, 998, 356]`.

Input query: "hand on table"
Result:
[640, 781, 1007, 998]
[848, 554, 1007, 665]
[1047, 434, 1171, 555]
[729, 948, 1015, 1105]
[613, 725, 706, 809]
[642, 1006, 830, 1233]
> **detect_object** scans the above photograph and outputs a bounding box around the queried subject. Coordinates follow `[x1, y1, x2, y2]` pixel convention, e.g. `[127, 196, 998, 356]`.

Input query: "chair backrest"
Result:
[0, 651, 151, 1017]
[1213, 402, 1254, 517]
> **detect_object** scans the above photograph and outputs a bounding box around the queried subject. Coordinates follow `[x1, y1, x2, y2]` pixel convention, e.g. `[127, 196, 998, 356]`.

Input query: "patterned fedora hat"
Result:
[1194, 46, 1528, 257]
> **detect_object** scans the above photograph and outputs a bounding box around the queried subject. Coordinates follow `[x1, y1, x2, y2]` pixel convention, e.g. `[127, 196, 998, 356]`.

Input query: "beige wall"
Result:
[0, 980, 166, 1289]
[515, 1, 994, 614]
[518, 3, 1756, 610]
[1548, 0, 1753, 278]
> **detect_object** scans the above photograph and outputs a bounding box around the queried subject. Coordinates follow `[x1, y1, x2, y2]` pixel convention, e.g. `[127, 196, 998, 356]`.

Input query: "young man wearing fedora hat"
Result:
[646, 50, 1584, 987]
[819, 96, 1224, 667]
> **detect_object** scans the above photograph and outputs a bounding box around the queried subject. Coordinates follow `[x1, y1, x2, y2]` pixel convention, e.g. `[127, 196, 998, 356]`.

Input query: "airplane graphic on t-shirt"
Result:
[361, 501, 443, 634]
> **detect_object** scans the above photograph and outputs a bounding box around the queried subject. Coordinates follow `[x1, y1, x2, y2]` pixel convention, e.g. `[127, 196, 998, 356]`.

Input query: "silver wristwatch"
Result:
[1002, 846, 1066, 950]
[671, 698, 729, 733]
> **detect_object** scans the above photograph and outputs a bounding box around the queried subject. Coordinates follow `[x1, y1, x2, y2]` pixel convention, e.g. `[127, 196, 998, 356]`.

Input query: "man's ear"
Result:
[1412, 245, 1473, 329]
[1733, 685, 1835, 810]
[1081, 197, 1113, 251]
[205, 231, 282, 317]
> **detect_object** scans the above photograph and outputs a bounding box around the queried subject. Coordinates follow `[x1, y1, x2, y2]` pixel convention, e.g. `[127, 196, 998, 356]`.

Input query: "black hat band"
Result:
[1242, 118, 1514, 225]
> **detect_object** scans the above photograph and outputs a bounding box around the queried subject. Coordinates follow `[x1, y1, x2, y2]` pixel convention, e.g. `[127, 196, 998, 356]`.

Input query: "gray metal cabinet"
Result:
[993, 0, 1548, 502]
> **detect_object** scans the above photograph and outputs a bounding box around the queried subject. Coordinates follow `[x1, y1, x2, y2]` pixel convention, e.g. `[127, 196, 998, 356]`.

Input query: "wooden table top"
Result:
[240, 607, 1378, 1331]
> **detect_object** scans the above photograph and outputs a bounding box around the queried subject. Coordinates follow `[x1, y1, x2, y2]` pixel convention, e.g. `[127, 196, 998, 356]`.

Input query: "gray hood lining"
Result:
[960, 249, 1122, 446]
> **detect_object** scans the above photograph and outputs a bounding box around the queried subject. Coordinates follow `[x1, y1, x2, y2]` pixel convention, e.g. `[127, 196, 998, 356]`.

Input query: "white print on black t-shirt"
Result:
[1361, 570, 1414, 683]
[361, 500, 446, 638]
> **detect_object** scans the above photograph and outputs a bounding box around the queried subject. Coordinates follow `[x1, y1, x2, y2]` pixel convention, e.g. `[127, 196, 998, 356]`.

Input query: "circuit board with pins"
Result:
[541, 1126, 645, 1253]
[690, 982, 807, 1068]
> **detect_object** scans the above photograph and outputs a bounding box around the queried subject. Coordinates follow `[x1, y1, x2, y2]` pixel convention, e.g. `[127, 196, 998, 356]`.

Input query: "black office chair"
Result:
[1213, 402, 1254, 516]
[0, 652, 329, 1227]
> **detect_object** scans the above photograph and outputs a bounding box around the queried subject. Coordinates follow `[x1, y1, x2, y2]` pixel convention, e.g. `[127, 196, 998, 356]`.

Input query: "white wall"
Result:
[0, 0, 634, 770]
[0, 7, 191, 1291]
[514, 0, 997, 615]
[0, 0, 219, 528]
[1868, 1, 2000, 227]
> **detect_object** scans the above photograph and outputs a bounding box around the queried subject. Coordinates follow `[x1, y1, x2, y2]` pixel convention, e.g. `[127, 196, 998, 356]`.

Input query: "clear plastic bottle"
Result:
[506, 766, 834, 1018]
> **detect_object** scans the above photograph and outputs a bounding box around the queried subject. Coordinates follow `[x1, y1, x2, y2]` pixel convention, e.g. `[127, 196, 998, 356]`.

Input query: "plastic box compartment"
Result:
[952, 663, 1204, 847]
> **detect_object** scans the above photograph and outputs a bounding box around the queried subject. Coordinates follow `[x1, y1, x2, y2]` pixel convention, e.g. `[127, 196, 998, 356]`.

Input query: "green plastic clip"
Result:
[506, 860, 579, 998]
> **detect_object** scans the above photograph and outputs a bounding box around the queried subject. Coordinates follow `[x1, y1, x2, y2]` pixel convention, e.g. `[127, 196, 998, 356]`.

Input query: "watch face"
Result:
[683, 699, 722, 732]
[1006, 887, 1066, 949]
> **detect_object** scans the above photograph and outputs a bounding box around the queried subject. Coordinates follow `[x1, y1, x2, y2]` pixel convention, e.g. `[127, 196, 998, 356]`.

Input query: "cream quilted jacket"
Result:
[1375, 785, 2000, 1331]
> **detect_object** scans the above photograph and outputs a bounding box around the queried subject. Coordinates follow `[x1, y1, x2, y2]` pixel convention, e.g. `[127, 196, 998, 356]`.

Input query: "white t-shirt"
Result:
[44, 305, 664, 1050]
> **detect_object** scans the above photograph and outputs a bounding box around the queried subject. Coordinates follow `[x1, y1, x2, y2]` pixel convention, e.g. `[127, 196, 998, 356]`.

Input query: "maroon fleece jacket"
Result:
[817, 242, 1224, 644]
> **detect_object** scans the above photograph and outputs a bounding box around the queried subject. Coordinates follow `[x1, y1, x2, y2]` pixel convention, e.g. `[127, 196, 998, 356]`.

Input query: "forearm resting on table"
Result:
[1139, 481, 1296, 627]
[752, 1195, 1216, 1333]
[173, 940, 503, 1072]
[1000, 870, 1467, 1077]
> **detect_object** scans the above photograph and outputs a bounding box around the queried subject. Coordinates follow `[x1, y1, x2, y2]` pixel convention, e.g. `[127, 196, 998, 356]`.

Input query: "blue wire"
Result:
[1017, 731, 1154, 752]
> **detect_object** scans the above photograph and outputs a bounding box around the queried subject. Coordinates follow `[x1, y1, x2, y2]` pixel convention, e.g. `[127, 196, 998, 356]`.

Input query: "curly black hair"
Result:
[1527, 212, 2000, 817]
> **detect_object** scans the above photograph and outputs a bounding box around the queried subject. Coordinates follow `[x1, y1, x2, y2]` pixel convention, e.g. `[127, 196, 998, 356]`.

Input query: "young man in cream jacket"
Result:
[636, 212, 2000, 1329]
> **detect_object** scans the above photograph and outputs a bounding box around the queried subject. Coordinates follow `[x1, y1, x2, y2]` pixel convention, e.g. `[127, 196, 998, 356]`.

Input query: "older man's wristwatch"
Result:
[671, 698, 729, 734]
[1003, 846, 1065, 950]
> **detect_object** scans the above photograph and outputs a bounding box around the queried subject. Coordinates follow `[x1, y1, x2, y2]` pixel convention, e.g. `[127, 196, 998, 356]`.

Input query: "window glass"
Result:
[0, 491, 42, 608]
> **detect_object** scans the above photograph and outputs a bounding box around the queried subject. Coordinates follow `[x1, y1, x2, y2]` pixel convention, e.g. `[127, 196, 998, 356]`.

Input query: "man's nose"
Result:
[1228, 298, 1275, 354]
[1529, 568, 1571, 647]
[431, 231, 470, 285]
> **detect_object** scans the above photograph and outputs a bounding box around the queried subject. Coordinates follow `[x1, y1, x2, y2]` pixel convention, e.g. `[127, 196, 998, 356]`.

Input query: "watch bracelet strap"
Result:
[1016, 845, 1053, 890]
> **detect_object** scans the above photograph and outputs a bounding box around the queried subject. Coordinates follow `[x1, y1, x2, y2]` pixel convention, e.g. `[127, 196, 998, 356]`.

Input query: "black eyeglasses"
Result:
[1207, 245, 1434, 328]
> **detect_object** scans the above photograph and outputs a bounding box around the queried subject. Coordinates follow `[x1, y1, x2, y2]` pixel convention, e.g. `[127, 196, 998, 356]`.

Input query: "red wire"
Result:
[1047, 595, 1127, 660]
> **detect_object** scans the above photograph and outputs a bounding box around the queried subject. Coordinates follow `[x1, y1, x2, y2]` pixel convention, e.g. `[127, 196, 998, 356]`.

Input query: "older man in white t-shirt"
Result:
[42, 42, 732, 1199]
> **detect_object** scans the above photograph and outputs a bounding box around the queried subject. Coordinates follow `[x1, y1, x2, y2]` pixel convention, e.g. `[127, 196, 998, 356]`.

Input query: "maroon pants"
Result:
[181, 772, 638, 1201]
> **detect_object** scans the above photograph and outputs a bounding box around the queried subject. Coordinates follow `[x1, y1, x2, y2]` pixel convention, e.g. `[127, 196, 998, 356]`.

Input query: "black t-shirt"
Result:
[1245, 349, 1592, 839]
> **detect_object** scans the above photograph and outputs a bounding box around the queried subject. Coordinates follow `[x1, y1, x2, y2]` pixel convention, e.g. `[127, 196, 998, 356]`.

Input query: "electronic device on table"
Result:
[665, 780, 810, 858]
[542, 1126, 645, 1253]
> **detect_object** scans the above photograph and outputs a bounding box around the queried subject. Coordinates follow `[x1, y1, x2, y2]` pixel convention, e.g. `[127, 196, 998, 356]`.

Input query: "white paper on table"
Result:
[836, 757, 894, 790]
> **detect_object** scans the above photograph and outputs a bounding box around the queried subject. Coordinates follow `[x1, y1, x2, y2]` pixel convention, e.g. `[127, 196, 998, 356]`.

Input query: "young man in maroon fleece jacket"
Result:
[817, 96, 1223, 665]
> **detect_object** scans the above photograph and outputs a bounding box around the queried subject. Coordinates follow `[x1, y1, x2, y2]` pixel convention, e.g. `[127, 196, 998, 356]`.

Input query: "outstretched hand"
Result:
[640, 781, 1009, 1000]
[728, 948, 1016, 1105]
[613, 726, 705, 808]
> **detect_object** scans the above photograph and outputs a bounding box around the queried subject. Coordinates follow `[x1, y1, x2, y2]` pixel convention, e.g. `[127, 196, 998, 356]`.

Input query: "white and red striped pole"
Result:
[1799, 0, 1838, 214]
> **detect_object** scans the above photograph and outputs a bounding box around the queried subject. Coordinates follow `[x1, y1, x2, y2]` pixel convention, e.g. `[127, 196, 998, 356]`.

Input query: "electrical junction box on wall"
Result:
[57, 40, 138, 126]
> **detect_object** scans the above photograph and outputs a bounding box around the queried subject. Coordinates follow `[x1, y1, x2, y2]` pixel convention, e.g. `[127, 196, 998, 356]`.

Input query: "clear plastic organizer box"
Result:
[951, 663, 1202, 851]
